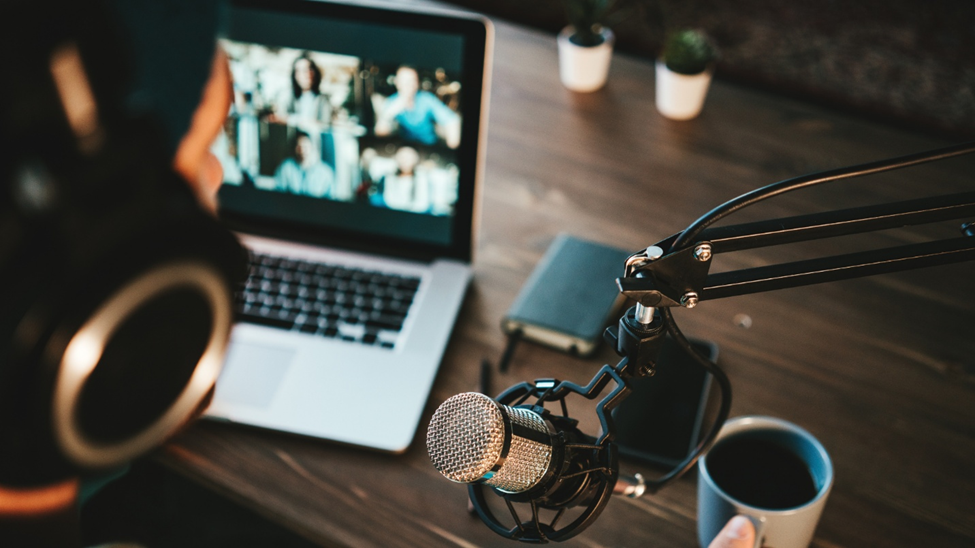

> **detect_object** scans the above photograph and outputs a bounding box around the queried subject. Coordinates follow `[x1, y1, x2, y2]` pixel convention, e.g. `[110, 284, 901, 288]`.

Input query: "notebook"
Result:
[204, 0, 492, 453]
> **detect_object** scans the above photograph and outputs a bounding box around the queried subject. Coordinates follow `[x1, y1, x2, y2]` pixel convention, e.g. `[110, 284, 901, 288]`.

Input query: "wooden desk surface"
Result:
[158, 8, 975, 548]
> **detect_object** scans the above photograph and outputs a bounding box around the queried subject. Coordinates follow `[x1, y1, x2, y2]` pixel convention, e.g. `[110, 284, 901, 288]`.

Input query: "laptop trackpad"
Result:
[216, 342, 295, 408]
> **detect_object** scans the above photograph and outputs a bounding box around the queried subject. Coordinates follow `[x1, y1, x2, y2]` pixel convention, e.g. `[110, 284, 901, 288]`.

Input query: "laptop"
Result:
[205, 0, 492, 453]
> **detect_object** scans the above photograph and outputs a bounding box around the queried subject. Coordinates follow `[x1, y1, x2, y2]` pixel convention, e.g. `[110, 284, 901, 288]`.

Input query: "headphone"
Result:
[0, 0, 245, 487]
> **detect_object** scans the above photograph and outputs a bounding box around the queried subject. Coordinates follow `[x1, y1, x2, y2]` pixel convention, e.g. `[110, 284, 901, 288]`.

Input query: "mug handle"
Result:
[745, 516, 767, 548]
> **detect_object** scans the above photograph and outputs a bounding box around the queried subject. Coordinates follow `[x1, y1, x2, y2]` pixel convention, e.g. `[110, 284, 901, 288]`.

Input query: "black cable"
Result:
[642, 307, 733, 493]
[672, 141, 975, 251]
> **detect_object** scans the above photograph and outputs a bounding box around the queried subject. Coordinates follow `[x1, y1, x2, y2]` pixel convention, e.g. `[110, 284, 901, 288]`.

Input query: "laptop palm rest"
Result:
[216, 342, 296, 408]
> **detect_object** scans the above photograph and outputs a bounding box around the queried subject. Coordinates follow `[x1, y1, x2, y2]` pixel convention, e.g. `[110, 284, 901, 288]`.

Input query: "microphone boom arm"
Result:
[620, 152, 975, 307]
[621, 194, 975, 305]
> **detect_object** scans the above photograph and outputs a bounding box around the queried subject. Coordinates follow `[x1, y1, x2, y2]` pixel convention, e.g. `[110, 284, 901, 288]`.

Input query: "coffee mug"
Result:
[697, 416, 833, 548]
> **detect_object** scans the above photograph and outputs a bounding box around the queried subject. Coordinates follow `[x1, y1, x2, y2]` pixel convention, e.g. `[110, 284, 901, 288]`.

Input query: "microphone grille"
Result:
[427, 392, 553, 493]
[427, 392, 506, 483]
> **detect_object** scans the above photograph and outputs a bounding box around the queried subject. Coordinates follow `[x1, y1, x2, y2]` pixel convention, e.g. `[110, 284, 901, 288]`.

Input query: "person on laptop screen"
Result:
[374, 65, 461, 149]
[273, 130, 337, 198]
[270, 52, 334, 132]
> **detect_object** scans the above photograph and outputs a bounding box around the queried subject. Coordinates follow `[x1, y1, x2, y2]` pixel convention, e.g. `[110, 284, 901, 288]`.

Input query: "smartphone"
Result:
[612, 336, 718, 468]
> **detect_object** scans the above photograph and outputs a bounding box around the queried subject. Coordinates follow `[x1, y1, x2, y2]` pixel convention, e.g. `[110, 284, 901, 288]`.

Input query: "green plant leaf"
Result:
[563, 0, 620, 44]
[662, 28, 717, 75]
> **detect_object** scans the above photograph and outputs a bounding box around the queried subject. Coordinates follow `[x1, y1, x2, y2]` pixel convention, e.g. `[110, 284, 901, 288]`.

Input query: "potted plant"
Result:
[655, 29, 718, 120]
[558, 0, 620, 92]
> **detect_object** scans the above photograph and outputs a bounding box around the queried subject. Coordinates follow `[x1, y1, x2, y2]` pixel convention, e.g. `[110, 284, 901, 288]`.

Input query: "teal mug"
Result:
[697, 416, 833, 548]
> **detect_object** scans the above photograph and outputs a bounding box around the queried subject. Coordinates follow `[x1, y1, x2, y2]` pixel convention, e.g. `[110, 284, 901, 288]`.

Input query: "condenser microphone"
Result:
[427, 390, 646, 542]
[427, 392, 556, 493]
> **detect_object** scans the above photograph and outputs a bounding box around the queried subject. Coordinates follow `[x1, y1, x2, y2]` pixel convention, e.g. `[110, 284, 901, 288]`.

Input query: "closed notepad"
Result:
[501, 234, 631, 356]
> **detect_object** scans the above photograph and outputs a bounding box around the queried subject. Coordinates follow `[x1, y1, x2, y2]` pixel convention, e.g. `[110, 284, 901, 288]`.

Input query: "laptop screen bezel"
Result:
[218, 0, 489, 263]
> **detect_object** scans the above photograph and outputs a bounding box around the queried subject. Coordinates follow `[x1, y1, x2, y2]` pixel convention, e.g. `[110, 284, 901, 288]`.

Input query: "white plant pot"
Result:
[655, 61, 714, 120]
[557, 26, 615, 92]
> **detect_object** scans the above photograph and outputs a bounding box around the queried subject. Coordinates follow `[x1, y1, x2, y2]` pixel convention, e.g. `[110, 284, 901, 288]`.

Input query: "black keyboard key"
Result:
[387, 301, 411, 315]
[392, 289, 417, 303]
[237, 312, 294, 330]
[274, 309, 298, 322]
[299, 323, 319, 334]
[400, 278, 420, 290]
[364, 314, 406, 332]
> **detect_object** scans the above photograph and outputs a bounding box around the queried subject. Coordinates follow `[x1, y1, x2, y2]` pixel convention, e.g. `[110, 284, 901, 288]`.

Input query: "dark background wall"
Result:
[442, 0, 975, 138]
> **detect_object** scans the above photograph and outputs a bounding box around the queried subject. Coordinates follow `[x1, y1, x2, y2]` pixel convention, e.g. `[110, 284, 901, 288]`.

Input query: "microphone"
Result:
[427, 392, 648, 496]
[426, 388, 643, 542]
[427, 392, 555, 494]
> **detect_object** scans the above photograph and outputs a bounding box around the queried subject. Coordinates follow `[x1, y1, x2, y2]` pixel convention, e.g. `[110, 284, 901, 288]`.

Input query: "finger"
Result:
[195, 151, 223, 212]
[707, 515, 756, 548]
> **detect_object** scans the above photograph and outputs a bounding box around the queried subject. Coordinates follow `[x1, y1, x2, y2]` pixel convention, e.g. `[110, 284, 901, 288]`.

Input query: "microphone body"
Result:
[427, 392, 609, 510]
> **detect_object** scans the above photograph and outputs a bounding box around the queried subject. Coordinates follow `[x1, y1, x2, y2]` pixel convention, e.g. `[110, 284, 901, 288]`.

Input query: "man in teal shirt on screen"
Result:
[375, 65, 461, 149]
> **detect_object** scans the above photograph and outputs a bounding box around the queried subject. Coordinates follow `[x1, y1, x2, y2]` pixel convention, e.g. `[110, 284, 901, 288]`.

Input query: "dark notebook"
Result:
[501, 233, 631, 356]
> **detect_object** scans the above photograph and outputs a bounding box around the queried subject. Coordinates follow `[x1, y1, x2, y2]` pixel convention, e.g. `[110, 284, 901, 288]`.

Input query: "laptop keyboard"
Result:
[234, 251, 421, 348]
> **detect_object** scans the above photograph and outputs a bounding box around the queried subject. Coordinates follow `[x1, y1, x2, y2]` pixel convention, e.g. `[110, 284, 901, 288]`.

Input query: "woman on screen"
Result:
[273, 52, 332, 131]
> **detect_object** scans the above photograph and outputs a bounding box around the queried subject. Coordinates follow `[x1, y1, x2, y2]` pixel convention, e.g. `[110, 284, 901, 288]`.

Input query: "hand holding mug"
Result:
[707, 516, 757, 548]
[698, 416, 833, 548]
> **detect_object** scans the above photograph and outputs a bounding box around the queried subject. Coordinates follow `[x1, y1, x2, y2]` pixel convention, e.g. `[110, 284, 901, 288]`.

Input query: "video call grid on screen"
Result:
[215, 1, 485, 256]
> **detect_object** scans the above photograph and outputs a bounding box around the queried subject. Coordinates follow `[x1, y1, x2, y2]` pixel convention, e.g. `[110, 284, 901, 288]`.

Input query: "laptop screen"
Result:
[214, 0, 489, 261]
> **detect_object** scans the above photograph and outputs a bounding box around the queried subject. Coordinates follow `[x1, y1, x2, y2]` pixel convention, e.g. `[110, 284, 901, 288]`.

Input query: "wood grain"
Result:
[156, 6, 975, 547]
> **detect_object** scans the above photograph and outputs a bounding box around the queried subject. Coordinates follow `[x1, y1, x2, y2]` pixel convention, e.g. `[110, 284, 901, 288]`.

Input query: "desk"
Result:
[158, 6, 975, 547]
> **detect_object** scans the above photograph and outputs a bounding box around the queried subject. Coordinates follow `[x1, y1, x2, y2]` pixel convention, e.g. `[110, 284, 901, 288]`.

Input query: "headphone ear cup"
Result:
[0, 171, 245, 483]
[42, 192, 245, 472]
[50, 262, 232, 471]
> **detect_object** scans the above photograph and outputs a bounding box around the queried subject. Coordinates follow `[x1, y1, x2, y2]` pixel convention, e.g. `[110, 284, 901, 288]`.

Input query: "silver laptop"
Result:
[205, 0, 492, 453]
